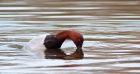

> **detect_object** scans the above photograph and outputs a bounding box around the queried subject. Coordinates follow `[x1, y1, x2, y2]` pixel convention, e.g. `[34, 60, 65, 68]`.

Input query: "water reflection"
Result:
[0, 0, 140, 74]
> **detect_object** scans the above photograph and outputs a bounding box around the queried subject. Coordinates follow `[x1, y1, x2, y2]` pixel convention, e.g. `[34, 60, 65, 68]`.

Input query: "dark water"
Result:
[0, 0, 140, 74]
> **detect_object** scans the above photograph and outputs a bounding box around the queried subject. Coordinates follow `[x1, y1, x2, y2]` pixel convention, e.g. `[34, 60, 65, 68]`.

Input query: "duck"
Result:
[23, 30, 84, 60]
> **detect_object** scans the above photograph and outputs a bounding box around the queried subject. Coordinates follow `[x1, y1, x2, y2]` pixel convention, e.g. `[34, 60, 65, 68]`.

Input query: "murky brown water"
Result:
[0, 0, 140, 74]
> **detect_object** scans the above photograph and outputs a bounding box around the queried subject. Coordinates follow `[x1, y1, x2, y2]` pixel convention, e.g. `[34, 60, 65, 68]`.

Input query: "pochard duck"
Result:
[23, 30, 84, 60]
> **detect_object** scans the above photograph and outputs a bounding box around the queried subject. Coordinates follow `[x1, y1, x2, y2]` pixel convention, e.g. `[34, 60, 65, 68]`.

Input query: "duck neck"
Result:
[56, 31, 68, 40]
[56, 31, 68, 48]
[76, 48, 83, 55]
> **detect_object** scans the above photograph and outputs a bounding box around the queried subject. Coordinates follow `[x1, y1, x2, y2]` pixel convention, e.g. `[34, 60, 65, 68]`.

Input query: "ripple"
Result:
[0, 0, 140, 74]
[127, 70, 140, 73]
[84, 34, 136, 39]
[41, 15, 93, 18]
[0, 15, 33, 17]
[112, 63, 140, 68]
[0, 7, 37, 10]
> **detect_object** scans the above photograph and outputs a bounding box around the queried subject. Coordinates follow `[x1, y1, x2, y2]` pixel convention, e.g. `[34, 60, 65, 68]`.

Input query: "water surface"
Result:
[0, 0, 140, 74]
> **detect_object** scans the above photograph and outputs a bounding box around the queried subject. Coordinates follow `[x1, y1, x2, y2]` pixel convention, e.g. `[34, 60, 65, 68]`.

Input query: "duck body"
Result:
[23, 30, 84, 59]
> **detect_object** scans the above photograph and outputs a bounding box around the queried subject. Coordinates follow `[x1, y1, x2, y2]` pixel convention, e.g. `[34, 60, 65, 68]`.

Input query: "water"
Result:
[0, 0, 140, 74]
